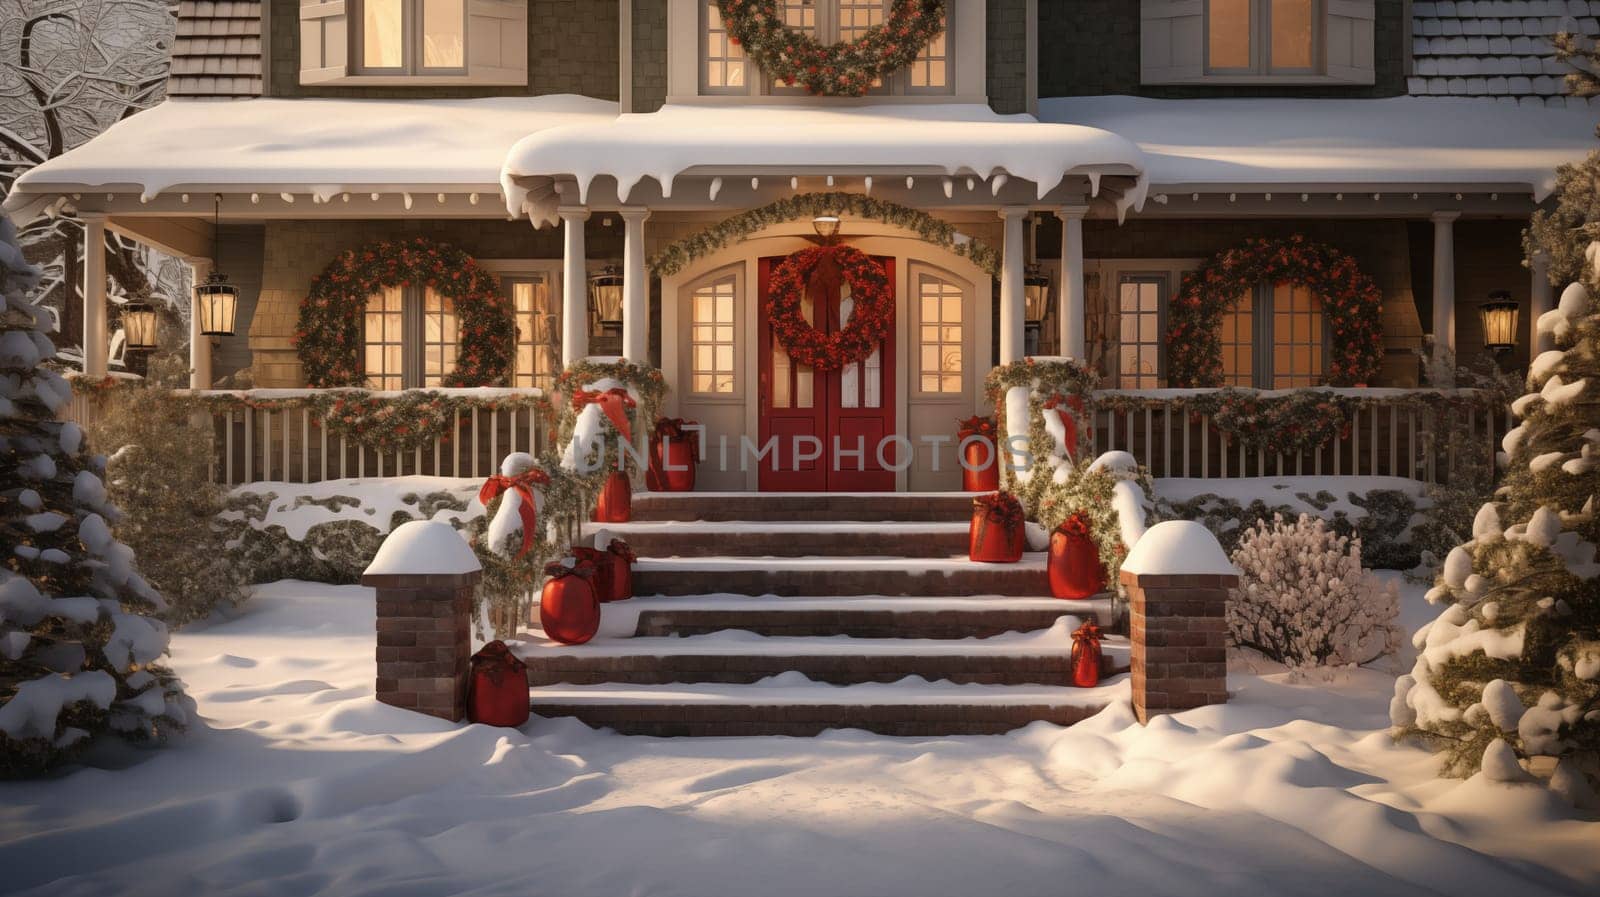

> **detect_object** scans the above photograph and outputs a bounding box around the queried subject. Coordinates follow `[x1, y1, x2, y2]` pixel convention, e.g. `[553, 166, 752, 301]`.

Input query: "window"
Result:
[917, 274, 963, 394]
[701, 0, 950, 97]
[1206, 0, 1315, 74]
[300, 0, 526, 86]
[1116, 275, 1164, 389]
[1141, 0, 1372, 85]
[691, 276, 737, 394]
[1216, 282, 1326, 388]
[362, 285, 462, 390]
[1220, 289, 1254, 388]
[508, 275, 559, 391]
[357, 0, 465, 74]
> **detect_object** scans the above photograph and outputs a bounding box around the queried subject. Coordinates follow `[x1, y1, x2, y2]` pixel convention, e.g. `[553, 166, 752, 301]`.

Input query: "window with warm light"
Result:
[1144, 0, 1370, 86]
[357, 0, 467, 74]
[691, 276, 738, 394]
[362, 284, 466, 390]
[364, 286, 406, 391]
[917, 274, 963, 394]
[1117, 275, 1164, 390]
[508, 275, 559, 391]
[1206, 0, 1318, 74]
[1217, 281, 1327, 388]
[1220, 289, 1255, 388]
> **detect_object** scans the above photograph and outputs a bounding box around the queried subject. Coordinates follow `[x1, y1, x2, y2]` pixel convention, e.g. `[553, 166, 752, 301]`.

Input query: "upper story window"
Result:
[697, 0, 956, 99]
[1141, 0, 1373, 86]
[301, 0, 528, 86]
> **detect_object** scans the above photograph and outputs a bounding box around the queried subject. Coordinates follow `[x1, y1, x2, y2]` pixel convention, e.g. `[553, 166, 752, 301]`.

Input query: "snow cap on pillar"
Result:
[1121, 521, 1238, 578]
[364, 521, 481, 578]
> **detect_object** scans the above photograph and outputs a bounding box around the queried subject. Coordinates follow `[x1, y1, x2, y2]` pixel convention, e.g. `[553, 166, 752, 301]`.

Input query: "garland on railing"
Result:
[1092, 388, 1507, 459]
[1167, 235, 1384, 388]
[648, 193, 1001, 278]
[715, 0, 946, 97]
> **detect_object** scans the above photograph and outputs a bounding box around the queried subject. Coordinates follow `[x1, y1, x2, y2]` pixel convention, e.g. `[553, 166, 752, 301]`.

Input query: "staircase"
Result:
[519, 492, 1129, 737]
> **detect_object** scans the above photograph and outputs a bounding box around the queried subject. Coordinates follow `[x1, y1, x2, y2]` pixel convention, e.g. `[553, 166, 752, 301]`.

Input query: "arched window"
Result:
[690, 274, 738, 394]
[916, 272, 964, 394]
[362, 284, 459, 390]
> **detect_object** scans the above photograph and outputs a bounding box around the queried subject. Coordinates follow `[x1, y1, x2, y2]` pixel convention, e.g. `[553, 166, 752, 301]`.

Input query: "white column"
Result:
[999, 207, 1029, 364]
[185, 257, 214, 389]
[1432, 210, 1461, 372]
[621, 207, 651, 364]
[1530, 250, 1554, 355]
[559, 206, 591, 367]
[1056, 204, 1089, 361]
[81, 213, 108, 377]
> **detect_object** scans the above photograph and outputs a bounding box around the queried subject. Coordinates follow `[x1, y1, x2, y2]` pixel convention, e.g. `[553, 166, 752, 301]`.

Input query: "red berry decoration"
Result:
[765, 244, 894, 371]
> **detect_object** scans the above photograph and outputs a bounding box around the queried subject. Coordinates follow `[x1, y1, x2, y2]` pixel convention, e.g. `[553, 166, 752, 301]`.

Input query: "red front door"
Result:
[758, 255, 897, 492]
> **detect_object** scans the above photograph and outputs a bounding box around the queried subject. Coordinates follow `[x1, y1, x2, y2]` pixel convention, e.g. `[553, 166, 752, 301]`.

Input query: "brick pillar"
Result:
[365, 570, 479, 720]
[1120, 570, 1234, 724]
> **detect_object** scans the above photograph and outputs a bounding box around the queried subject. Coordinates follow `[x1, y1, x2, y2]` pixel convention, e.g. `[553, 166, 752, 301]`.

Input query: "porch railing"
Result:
[1086, 388, 1511, 485]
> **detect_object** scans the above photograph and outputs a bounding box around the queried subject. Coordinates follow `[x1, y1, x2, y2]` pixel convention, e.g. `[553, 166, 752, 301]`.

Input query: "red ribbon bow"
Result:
[544, 561, 594, 580]
[607, 539, 636, 564]
[1071, 619, 1103, 649]
[653, 417, 701, 462]
[573, 388, 637, 443]
[478, 468, 551, 557]
[957, 415, 997, 441]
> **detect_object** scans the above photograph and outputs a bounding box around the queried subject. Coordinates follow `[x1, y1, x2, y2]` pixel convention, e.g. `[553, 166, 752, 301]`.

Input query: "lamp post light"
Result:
[1023, 265, 1052, 356]
[1479, 290, 1520, 354]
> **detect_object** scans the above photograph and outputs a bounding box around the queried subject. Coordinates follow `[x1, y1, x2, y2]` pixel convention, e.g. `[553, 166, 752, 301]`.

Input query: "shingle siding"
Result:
[987, 0, 1029, 113]
[633, 0, 669, 113]
[1409, 0, 1599, 104]
[169, 0, 264, 98]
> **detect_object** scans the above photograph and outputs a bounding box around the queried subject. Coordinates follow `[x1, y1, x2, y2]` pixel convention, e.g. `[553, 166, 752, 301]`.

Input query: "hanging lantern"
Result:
[1479, 290, 1519, 353]
[589, 265, 624, 326]
[196, 272, 239, 336]
[122, 300, 159, 351]
[1024, 265, 1052, 323]
[812, 215, 842, 241]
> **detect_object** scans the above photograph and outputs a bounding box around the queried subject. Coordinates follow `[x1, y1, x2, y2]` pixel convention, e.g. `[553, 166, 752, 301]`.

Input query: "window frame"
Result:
[1219, 280, 1331, 389]
[912, 268, 966, 399]
[682, 264, 747, 401]
[1203, 0, 1321, 77]
[352, 0, 469, 77]
[362, 284, 462, 391]
[1113, 272, 1168, 391]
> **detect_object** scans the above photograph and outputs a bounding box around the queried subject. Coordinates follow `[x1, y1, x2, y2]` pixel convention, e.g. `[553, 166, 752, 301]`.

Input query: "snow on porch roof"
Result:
[499, 103, 1150, 225]
[1039, 96, 1599, 200]
[4, 94, 619, 210]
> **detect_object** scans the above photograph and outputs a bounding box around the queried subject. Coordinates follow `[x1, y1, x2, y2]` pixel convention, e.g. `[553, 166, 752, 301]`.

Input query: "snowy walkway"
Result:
[1, 580, 1596, 897]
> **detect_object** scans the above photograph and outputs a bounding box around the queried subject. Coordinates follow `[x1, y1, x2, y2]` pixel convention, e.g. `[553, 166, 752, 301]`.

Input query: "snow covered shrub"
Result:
[1393, 254, 1600, 799]
[84, 354, 248, 626]
[1227, 513, 1400, 670]
[0, 214, 187, 776]
[1162, 488, 1421, 569]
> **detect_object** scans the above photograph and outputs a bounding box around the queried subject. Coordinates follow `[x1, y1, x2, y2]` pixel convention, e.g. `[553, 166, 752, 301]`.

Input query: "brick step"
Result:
[528, 676, 1130, 737]
[517, 633, 1130, 687]
[630, 491, 979, 523]
[588, 521, 973, 558]
[623, 594, 1117, 639]
[630, 555, 1052, 597]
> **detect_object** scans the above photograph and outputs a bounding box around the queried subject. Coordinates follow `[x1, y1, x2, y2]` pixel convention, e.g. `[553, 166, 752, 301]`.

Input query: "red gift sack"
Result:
[605, 539, 635, 602]
[571, 547, 614, 604]
[1049, 513, 1107, 600]
[469, 640, 530, 727]
[593, 470, 632, 523]
[540, 562, 600, 645]
[1070, 619, 1104, 688]
[649, 418, 699, 492]
[957, 416, 1000, 493]
[969, 492, 1025, 564]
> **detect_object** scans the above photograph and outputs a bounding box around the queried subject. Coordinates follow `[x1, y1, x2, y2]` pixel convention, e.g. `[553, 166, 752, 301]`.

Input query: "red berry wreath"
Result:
[766, 244, 893, 371]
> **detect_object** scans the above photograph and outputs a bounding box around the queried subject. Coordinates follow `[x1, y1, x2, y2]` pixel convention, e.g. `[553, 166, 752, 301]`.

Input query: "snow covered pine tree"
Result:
[0, 213, 186, 777]
[1393, 245, 1600, 806]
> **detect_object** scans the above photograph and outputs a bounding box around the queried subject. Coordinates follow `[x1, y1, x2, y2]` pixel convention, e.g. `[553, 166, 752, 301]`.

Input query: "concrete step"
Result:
[621, 594, 1117, 639]
[517, 631, 1130, 687]
[587, 521, 973, 558]
[529, 676, 1129, 737]
[630, 491, 979, 523]
[629, 555, 1053, 598]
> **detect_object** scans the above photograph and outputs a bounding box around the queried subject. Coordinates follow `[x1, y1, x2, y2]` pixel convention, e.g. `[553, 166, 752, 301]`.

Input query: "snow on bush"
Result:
[1227, 513, 1400, 670]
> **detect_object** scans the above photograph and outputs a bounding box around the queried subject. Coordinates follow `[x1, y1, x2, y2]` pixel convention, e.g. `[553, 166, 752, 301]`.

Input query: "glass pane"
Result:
[922, 295, 939, 321]
[942, 325, 961, 343]
[921, 345, 940, 372]
[695, 295, 713, 322]
[921, 325, 940, 345]
[1120, 283, 1139, 312]
[694, 374, 714, 392]
[942, 295, 961, 323]
[1209, 0, 1252, 69]
[363, 0, 404, 68]
[943, 347, 962, 375]
[922, 374, 940, 392]
[716, 325, 734, 343]
[796, 369, 813, 408]
[694, 346, 713, 371]
[717, 294, 734, 322]
[422, 0, 465, 68]
[1271, 0, 1314, 70]
[715, 345, 734, 372]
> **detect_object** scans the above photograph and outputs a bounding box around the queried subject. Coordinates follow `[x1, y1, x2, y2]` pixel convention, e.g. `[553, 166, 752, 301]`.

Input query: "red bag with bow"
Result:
[469, 640, 530, 727]
[956, 415, 1000, 493]
[477, 468, 551, 557]
[1049, 512, 1107, 600]
[969, 492, 1025, 564]
[605, 539, 635, 602]
[540, 562, 600, 645]
[1070, 619, 1104, 688]
[649, 417, 699, 492]
[571, 547, 614, 604]
[593, 470, 632, 523]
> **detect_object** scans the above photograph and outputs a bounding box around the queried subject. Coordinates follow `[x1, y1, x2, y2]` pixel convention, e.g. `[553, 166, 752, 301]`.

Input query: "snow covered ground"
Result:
[1, 579, 1597, 897]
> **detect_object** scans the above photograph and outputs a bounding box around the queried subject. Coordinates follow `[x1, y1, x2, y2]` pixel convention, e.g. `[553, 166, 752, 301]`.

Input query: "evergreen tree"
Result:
[1392, 248, 1600, 805]
[0, 213, 186, 777]
[1524, 31, 1600, 287]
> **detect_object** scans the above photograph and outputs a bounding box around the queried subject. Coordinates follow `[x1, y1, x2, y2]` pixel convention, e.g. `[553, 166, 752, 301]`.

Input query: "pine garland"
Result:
[649, 192, 1001, 278]
[715, 0, 945, 97]
[1167, 235, 1384, 389]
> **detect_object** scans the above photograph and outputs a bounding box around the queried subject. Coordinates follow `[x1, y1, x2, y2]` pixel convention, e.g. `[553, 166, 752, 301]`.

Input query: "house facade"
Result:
[8, 0, 1600, 491]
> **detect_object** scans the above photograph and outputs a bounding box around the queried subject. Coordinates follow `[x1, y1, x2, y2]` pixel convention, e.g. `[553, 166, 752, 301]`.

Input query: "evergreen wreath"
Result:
[1167, 235, 1384, 388]
[295, 237, 515, 388]
[767, 244, 893, 371]
[715, 0, 946, 97]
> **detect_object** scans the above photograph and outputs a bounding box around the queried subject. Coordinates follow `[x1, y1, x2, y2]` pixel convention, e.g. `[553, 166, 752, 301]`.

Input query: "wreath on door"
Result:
[715, 0, 946, 96]
[1165, 235, 1384, 388]
[295, 236, 515, 388]
[767, 244, 893, 371]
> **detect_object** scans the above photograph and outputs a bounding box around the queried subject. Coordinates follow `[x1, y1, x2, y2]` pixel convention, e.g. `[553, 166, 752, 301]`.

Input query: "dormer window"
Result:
[300, 0, 527, 86]
[1142, 0, 1373, 86]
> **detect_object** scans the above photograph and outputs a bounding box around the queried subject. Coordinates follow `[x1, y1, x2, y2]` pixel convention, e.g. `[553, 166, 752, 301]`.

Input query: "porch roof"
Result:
[2, 94, 619, 216]
[1038, 96, 1598, 200]
[500, 103, 1150, 227]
